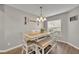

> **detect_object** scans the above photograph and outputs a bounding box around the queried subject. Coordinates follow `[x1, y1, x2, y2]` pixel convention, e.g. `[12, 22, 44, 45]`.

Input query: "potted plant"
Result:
[40, 28, 45, 33]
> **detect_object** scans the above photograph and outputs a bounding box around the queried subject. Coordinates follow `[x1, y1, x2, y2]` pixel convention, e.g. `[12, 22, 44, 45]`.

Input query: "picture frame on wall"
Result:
[24, 17, 30, 24]
[24, 17, 27, 24]
[70, 15, 78, 22]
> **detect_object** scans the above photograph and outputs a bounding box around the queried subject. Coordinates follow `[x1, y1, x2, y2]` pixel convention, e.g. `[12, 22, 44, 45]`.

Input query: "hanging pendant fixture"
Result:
[36, 6, 46, 22]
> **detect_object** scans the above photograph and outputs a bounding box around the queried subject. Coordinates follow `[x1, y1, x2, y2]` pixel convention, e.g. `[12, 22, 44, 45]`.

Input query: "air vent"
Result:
[70, 15, 78, 22]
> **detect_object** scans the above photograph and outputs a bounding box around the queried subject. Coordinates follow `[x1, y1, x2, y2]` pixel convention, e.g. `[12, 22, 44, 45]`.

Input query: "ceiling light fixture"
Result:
[36, 6, 46, 22]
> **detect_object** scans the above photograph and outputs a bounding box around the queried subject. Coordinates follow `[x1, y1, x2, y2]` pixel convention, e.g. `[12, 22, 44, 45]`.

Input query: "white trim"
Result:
[0, 44, 23, 53]
[57, 40, 79, 50]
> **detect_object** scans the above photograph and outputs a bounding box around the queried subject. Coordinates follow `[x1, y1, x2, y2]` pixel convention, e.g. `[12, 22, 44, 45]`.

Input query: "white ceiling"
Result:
[7, 4, 79, 17]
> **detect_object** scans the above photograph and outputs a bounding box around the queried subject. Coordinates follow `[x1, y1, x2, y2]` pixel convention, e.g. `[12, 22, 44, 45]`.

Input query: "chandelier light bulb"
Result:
[44, 17, 46, 21]
[40, 17, 43, 20]
[36, 6, 47, 22]
[36, 18, 39, 21]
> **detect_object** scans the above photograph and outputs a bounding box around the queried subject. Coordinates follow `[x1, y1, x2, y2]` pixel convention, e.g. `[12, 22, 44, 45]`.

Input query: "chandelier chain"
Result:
[40, 6, 42, 17]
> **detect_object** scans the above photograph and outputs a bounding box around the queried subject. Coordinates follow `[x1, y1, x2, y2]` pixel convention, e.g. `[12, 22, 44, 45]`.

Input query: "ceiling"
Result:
[7, 4, 79, 17]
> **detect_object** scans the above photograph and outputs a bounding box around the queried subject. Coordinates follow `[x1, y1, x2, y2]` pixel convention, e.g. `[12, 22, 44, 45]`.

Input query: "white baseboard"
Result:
[0, 40, 79, 53]
[0, 44, 23, 53]
[57, 40, 79, 50]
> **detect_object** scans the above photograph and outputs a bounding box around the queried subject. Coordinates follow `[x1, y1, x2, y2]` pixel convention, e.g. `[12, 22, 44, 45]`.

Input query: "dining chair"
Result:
[21, 33, 37, 54]
[34, 35, 56, 54]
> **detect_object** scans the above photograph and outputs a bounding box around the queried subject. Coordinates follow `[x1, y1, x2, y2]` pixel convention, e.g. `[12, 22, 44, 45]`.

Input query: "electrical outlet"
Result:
[8, 43, 10, 46]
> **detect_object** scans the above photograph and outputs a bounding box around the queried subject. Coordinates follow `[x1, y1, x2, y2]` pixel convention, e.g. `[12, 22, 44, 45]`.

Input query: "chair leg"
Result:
[42, 48, 44, 54]
[21, 47, 28, 54]
[35, 45, 39, 54]
[21, 49, 24, 54]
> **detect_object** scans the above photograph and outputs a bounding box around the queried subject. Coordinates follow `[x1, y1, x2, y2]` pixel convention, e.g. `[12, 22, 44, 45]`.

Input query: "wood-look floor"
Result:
[0, 47, 22, 54]
[49, 41, 79, 54]
[0, 41, 79, 54]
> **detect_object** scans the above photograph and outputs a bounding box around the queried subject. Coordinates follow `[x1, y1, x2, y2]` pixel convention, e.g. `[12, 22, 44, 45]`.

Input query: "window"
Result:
[47, 19, 61, 32]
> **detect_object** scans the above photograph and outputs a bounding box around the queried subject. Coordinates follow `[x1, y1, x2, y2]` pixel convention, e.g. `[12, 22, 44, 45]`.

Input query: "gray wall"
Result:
[0, 5, 5, 50]
[0, 5, 37, 50]
[68, 6, 79, 47]
[46, 6, 79, 47]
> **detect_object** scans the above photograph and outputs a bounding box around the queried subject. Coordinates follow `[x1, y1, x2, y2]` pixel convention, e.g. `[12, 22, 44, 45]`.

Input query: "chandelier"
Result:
[36, 6, 46, 22]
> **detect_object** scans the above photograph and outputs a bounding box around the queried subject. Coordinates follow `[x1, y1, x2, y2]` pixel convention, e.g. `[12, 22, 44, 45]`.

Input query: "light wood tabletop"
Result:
[24, 32, 50, 40]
